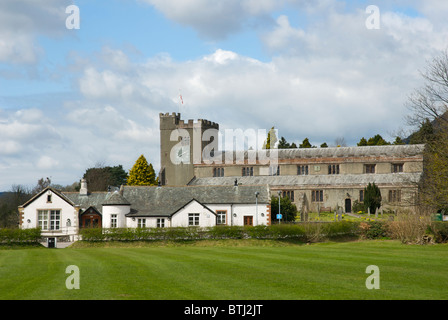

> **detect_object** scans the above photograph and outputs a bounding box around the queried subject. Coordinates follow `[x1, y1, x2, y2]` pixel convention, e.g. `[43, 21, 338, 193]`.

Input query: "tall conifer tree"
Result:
[127, 155, 157, 186]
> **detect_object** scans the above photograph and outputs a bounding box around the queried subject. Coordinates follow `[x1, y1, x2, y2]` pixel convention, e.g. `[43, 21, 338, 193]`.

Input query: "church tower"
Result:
[159, 112, 219, 186]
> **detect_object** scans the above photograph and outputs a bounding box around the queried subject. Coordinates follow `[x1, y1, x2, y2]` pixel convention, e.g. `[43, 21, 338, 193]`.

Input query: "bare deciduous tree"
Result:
[406, 49, 448, 127]
[406, 49, 448, 213]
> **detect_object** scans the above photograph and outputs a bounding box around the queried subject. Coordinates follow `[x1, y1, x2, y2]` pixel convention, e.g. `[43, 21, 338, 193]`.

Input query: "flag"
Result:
[179, 94, 183, 104]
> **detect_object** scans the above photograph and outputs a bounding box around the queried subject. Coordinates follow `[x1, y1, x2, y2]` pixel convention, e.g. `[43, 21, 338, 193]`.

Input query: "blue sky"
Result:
[1, 0, 447, 191]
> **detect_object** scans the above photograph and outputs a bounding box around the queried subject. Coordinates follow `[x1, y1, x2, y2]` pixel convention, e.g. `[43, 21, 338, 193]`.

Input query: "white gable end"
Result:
[21, 188, 78, 240]
[171, 199, 216, 228]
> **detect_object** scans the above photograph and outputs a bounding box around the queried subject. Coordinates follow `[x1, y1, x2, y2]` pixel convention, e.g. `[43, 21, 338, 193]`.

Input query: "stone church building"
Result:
[159, 112, 424, 216]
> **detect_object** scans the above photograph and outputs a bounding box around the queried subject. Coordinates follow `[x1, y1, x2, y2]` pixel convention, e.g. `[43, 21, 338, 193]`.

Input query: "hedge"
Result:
[0, 228, 42, 244]
[78, 222, 361, 243]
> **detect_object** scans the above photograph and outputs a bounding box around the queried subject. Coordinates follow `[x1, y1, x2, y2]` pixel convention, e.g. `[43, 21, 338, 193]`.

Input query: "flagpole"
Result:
[179, 89, 183, 115]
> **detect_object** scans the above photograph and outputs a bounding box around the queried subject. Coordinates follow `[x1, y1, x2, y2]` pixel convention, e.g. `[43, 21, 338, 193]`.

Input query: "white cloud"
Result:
[0, 141, 22, 156]
[37, 155, 59, 170]
[262, 15, 306, 52]
[140, 0, 289, 39]
[0, 0, 72, 64]
[72, 45, 417, 151]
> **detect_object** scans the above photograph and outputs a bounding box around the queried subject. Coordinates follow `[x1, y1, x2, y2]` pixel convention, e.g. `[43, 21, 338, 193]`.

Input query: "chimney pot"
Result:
[80, 179, 88, 196]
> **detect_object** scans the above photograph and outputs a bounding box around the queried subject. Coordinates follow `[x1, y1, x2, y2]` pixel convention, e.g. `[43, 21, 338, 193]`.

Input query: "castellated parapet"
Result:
[159, 112, 219, 130]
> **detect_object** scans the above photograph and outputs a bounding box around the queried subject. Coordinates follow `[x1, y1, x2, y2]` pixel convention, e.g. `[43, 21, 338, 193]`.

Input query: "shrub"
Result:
[0, 228, 41, 243]
[431, 222, 448, 243]
[359, 221, 388, 239]
[244, 225, 271, 239]
[387, 213, 433, 244]
[268, 224, 306, 240]
[352, 200, 364, 214]
[325, 221, 361, 239]
[208, 226, 245, 239]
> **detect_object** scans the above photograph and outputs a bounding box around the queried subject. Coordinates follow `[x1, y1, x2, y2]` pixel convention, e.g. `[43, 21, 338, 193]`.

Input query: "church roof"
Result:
[188, 172, 422, 188]
[212, 144, 425, 163]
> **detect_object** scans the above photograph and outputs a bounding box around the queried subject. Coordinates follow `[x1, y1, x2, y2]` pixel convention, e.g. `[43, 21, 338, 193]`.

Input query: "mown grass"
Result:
[0, 240, 447, 300]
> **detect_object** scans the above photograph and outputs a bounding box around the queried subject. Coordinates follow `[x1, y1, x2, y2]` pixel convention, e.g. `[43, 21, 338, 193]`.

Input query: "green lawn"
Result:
[306, 211, 395, 222]
[1, 240, 447, 300]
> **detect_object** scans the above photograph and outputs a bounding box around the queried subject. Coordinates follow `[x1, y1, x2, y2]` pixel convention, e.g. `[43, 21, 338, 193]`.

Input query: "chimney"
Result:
[79, 179, 88, 196]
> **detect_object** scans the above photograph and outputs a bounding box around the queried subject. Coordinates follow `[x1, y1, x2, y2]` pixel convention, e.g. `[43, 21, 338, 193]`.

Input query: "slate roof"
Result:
[122, 185, 270, 217]
[62, 185, 270, 217]
[273, 144, 425, 159]
[188, 173, 422, 188]
[102, 191, 131, 206]
[64, 192, 111, 213]
[209, 144, 425, 163]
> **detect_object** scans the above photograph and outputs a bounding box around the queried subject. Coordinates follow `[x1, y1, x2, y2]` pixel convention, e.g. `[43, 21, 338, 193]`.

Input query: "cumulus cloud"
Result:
[72, 45, 417, 151]
[0, 108, 61, 156]
[139, 0, 290, 39]
[37, 156, 59, 170]
[0, 0, 72, 64]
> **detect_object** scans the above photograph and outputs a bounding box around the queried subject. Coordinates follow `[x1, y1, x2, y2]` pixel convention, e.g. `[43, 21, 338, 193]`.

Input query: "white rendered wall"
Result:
[206, 203, 270, 226]
[125, 203, 271, 228]
[102, 205, 130, 228]
[126, 216, 170, 228]
[21, 191, 78, 239]
[171, 201, 216, 227]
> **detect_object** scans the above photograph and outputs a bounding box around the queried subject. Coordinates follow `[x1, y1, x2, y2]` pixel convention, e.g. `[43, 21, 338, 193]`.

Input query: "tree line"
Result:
[262, 126, 408, 150]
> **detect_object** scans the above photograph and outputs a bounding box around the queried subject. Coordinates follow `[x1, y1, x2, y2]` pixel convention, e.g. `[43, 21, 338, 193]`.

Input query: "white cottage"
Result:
[19, 180, 271, 245]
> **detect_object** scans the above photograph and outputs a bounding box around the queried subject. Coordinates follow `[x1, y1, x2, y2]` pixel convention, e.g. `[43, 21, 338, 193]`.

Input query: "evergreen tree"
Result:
[358, 135, 390, 146]
[262, 127, 278, 149]
[357, 137, 368, 146]
[320, 142, 328, 148]
[108, 165, 128, 186]
[278, 137, 290, 149]
[363, 183, 382, 214]
[270, 195, 297, 222]
[83, 165, 128, 191]
[409, 118, 435, 144]
[367, 134, 390, 146]
[127, 155, 157, 186]
[299, 137, 312, 148]
[278, 137, 297, 149]
[392, 136, 405, 145]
